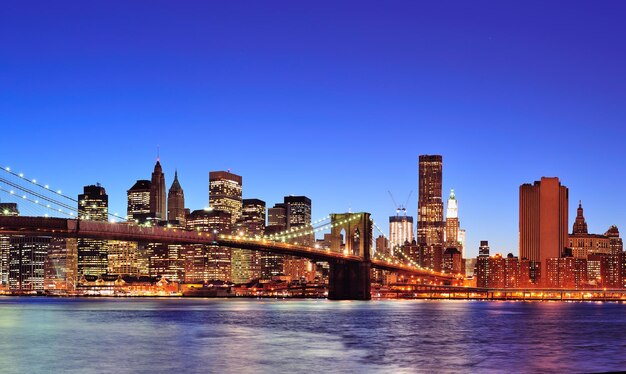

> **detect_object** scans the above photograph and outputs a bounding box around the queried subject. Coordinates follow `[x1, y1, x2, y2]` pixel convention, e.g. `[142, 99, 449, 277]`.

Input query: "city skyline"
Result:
[2, 2, 626, 258]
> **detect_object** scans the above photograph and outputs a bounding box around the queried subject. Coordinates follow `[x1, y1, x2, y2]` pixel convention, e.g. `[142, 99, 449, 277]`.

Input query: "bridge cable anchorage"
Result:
[0, 186, 76, 217]
[1, 165, 77, 202]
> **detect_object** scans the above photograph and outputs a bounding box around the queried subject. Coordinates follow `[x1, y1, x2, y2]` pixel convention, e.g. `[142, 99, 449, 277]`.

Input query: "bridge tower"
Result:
[328, 212, 372, 300]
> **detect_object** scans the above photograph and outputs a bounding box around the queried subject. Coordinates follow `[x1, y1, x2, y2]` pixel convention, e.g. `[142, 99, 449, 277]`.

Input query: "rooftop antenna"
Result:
[157, 145, 160, 161]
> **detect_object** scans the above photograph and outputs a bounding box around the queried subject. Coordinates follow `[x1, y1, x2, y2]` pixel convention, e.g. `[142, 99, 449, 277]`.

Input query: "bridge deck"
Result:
[0, 216, 454, 279]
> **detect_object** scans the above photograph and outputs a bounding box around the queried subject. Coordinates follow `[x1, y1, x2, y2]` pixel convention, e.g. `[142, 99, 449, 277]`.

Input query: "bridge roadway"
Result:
[0, 216, 454, 280]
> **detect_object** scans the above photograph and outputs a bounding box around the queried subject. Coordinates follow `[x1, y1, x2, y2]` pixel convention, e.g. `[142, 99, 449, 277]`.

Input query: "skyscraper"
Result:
[519, 177, 569, 282]
[127, 180, 151, 224]
[167, 170, 185, 224]
[9, 236, 50, 293]
[445, 189, 464, 257]
[209, 171, 242, 224]
[263, 203, 287, 279]
[232, 199, 266, 283]
[417, 155, 444, 271]
[389, 215, 414, 254]
[283, 196, 314, 281]
[77, 184, 109, 277]
[0, 203, 19, 290]
[149, 160, 167, 221]
[284, 195, 313, 245]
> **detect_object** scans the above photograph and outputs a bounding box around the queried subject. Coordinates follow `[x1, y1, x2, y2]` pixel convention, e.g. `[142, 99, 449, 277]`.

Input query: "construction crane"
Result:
[388, 190, 412, 216]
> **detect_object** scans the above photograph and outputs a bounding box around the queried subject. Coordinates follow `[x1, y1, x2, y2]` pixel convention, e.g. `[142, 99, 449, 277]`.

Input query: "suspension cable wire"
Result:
[264, 216, 331, 240]
[1, 165, 77, 202]
[0, 165, 125, 222]
[0, 187, 75, 217]
[0, 176, 77, 213]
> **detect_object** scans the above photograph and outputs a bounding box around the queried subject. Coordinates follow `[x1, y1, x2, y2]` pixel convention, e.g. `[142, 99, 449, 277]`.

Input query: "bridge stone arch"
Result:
[328, 212, 372, 300]
[330, 212, 372, 260]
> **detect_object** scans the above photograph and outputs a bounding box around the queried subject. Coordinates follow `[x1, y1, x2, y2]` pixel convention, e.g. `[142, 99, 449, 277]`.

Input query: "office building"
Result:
[417, 155, 444, 271]
[389, 215, 413, 255]
[77, 185, 109, 277]
[149, 160, 167, 221]
[519, 177, 568, 283]
[167, 170, 185, 224]
[127, 180, 151, 224]
[209, 171, 242, 224]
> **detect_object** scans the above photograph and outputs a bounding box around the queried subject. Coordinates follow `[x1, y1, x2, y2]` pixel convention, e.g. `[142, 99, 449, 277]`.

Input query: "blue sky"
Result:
[1, 1, 626, 257]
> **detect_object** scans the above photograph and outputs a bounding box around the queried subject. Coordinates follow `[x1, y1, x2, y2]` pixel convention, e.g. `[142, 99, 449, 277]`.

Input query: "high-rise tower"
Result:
[209, 171, 242, 224]
[127, 180, 151, 224]
[167, 170, 185, 224]
[519, 177, 568, 283]
[417, 155, 444, 271]
[77, 184, 109, 277]
[444, 189, 463, 256]
[149, 160, 167, 221]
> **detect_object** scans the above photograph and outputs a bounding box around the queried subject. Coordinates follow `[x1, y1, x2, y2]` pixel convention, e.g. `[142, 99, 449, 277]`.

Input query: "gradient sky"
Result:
[1, 1, 626, 257]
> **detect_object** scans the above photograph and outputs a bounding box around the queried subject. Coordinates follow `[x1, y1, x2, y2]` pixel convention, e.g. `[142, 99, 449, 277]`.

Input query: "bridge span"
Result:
[0, 214, 456, 300]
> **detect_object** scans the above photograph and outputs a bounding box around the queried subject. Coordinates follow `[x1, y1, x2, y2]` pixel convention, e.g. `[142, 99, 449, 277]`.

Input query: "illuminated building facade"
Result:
[389, 215, 413, 255]
[519, 177, 569, 283]
[262, 203, 287, 279]
[545, 257, 588, 289]
[167, 171, 185, 225]
[443, 247, 462, 274]
[77, 184, 109, 277]
[44, 238, 77, 293]
[209, 171, 242, 224]
[127, 180, 151, 224]
[568, 202, 611, 258]
[186, 209, 233, 282]
[283, 195, 314, 280]
[444, 189, 465, 258]
[375, 235, 389, 258]
[107, 240, 139, 276]
[149, 160, 167, 221]
[0, 203, 19, 290]
[9, 236, 50, 293]
[605, 225, 623, 255]
[475, 241, 490, 288]
[231, 199, 266, 283]
[417, 155, 444, 271]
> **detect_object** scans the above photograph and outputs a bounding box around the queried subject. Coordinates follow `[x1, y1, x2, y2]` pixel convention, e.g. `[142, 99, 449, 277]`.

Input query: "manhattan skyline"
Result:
[2, 2, 626, 258]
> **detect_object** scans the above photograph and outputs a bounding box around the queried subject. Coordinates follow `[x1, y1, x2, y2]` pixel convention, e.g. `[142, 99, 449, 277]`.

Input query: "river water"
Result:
[0, 298, 625, 373]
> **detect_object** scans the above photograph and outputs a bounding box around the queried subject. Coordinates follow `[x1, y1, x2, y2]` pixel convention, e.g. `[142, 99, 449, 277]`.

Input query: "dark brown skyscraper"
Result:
[150, 160, 166, 221]
[167, 170, 185, 224]
[519, 177, 568, 283]
[417, 155, 444, 271]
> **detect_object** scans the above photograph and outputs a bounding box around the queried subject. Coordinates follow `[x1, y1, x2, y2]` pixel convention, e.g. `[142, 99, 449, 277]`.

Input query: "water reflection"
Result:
[0, 298, 625, 373]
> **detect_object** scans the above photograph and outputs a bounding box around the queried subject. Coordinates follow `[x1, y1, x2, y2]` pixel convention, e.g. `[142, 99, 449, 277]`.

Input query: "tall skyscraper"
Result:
[0, 203, 19, 290]
[78, 184, 109, 277]
[389, 215, 414, 254]
[283, 195, 314, 281]
[444, 189, 465, 258]
[262, 203, 288, 279]
[284, 195, 312, 245]
[417, 155, 444, 271]
[186, 209, 233, 282]
[232, 199, 266, 283]
[127, 180, 151, 224]
[568, 202, 610, 258]
[519, 177, 569, 282]
[149, 160, 167, 221]
[209, 171, 242, 224]
[167, 170, 185, 224]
